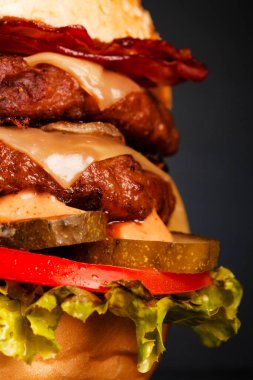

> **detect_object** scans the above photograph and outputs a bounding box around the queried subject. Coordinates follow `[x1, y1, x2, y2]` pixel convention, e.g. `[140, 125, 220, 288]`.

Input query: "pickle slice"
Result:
[0, 212, 106, 250]
[80, 232, 219, 273]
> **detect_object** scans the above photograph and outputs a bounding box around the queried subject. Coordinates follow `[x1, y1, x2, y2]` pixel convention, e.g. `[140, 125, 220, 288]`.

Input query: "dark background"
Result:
[143, 1, 253, 379]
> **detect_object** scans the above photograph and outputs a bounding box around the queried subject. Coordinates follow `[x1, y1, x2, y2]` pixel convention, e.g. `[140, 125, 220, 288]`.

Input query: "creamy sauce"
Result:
[0, 190, 173, 241]
[0, 126, 170, 188]
[25, 53, 141, 110]
[0, 190, 83, 223]
[108, 209, 173, 242]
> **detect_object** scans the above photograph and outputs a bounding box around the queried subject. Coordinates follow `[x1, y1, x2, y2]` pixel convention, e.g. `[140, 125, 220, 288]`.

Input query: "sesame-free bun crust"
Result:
[168, 179, 190, 233]
[0, 313, 168, 380]
[0, 0, 157, 42]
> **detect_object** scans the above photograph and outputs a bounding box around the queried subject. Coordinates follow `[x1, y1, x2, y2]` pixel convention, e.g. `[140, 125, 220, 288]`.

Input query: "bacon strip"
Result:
[0, 17, 208, 87]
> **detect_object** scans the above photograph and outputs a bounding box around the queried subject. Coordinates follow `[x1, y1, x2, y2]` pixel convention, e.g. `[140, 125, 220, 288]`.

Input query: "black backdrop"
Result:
[143, 1, 253, 379]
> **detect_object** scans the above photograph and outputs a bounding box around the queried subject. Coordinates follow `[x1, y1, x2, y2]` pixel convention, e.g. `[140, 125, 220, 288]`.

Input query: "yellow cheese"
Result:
[25, 53, 141, 110]
[0, 126, 170, 188]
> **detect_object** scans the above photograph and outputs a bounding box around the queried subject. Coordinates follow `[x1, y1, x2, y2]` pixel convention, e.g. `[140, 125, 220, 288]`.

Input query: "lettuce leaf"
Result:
[105, 281, 172, 373]
[0, 267, 242, 373]
[165, 267, 242, 347]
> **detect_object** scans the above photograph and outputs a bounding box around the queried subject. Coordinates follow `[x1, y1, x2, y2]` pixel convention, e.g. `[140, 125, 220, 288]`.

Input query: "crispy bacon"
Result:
[0, 17, 208, 87]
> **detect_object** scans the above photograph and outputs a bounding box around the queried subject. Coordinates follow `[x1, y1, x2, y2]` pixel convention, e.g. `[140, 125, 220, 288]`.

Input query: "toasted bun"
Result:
[168, 179, 190, 233]
[0, 183, 188, 380]
[0, 313, 160, 380]
[0, 0, 157, 42]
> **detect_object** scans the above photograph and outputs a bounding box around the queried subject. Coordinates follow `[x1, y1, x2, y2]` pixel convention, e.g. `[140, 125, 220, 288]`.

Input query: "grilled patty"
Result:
[0, 56, 178, 155]
[0, 141, 174, 222]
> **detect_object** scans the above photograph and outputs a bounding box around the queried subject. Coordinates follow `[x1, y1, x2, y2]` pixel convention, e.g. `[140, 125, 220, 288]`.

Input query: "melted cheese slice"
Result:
[0, 126, 169, 188]
[25, 53, 141, 110]
[0, 190, 83, 223]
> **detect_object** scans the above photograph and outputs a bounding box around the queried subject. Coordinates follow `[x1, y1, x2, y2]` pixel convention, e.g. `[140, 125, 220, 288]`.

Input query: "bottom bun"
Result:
[0, 312, 168, 380]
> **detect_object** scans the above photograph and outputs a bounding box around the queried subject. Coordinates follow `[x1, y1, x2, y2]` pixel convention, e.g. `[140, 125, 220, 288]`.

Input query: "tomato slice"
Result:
[0, 247, 212, 294]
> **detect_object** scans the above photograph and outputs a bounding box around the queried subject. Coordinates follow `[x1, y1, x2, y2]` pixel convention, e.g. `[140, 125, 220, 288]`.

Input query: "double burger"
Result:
[0, 1, 242, 379]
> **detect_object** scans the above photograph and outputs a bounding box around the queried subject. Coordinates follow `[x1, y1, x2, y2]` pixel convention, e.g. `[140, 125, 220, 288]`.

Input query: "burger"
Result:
[0, 1, 242, 379]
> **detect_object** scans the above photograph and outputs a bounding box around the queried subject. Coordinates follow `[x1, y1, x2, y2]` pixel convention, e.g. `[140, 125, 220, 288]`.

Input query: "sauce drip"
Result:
[0, 190, 83, 223]
[108, 209, 173, 242]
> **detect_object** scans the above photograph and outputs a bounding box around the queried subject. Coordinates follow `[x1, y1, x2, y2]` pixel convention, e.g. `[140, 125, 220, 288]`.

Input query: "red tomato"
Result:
[0, 247, 212, 294]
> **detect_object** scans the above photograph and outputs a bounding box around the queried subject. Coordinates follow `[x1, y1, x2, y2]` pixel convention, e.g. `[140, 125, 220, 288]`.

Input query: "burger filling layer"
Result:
[0, 129, 175, 222]
[0, 55, 178, 155]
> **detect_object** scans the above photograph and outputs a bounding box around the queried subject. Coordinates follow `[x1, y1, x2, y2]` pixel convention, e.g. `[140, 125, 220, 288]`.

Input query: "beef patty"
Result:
[0, 56, 178, 156]
[0, 141, 175, 222]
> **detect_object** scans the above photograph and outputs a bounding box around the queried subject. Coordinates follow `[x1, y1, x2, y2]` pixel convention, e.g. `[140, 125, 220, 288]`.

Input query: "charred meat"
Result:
[0, 56, 178, 155]
[0, 142, 174, 222]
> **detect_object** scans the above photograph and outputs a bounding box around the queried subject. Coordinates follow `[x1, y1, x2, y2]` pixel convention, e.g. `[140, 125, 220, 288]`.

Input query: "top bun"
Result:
[0, 0, 157, 41]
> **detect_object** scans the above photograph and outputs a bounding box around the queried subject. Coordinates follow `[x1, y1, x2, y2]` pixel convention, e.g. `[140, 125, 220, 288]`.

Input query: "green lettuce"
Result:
[164, 267, 242, 347]
[0, 267, 242, 373]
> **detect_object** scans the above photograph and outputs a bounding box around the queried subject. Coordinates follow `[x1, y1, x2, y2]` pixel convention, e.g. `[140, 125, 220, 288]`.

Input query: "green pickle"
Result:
[0, 212, 106, 250]
[80, 232, 220, 273]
